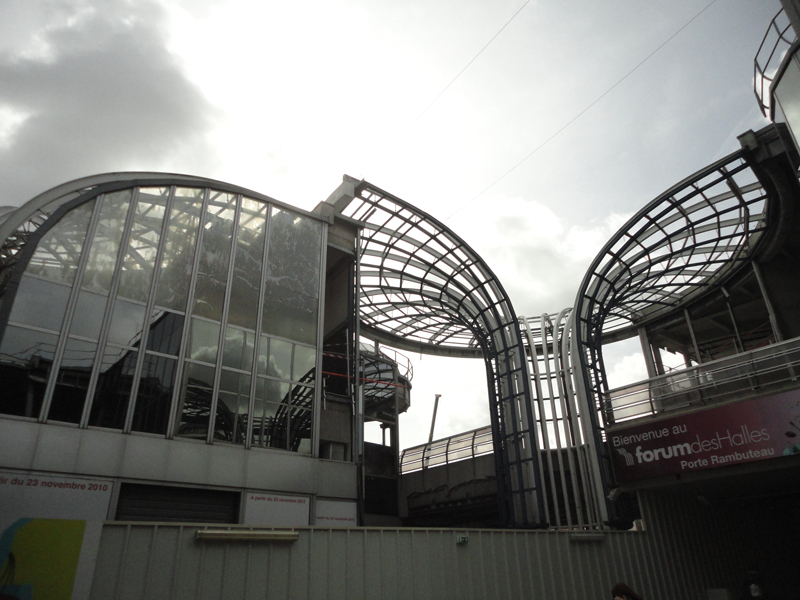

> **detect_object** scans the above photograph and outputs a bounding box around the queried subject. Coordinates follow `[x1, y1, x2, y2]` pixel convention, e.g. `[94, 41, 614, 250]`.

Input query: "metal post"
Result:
[684, 309, 702, 364]
[638, 327, 658, 378]
[428, 394, 442, 444]
[752, 261, 783, 342]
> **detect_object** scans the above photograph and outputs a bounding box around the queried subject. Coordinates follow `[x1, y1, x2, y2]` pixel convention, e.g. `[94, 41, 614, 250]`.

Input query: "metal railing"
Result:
[359, 342, 413, 381]
[400, 426, 493, 473]
[754, 8, 795, 117]
[604, 336, 800, 425]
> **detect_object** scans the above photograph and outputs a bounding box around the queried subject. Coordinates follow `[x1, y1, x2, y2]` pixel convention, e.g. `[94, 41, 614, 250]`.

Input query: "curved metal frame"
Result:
[331, 177, 545, 527]
[754, 8, 796, 118]
[572, 149, 770, 505]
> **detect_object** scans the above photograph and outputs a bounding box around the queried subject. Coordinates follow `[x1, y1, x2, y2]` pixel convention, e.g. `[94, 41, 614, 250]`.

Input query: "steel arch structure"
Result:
[329, 176, 546, 527]
[572, 148, 771, 499]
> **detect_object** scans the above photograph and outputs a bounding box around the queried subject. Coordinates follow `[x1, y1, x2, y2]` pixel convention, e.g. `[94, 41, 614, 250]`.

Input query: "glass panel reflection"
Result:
[48, 337, 97, 423]
[89, 346, 138, 429]
[80, 190, 132, 294]
[193, 192, 236, 321]
[215, 370, 250, 444]
[70, 289, 108, 340]
[0, 325, 58, 417]
[222, 327, 253, 371]
[261, 208, 321, 345]
[145, 311, 184, 356]
[9, 275, 71, 333]
[189, 318, 220, 363]
[252, 378, 289, 449]
[107, 300, 147, 347]
[132, 353, 177, 435]
[293, 344, 316, 382]
[267, 337, 291, 379]
[176, 362, 214, 439]
[154, 193, 203, 311]
[117, 188, 168, 303]
[227, 198, 267, 330]
[25, 199, 95, 284]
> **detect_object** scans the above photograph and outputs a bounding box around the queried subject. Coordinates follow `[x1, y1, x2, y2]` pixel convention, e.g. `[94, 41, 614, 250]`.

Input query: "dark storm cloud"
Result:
[0, 0, 220, 207]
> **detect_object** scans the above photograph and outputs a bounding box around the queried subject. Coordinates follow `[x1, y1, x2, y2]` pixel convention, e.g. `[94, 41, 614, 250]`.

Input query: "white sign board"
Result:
[243, 491, 310, 526]
[314, 499, 357, 527]
[0, 469, 113, 600]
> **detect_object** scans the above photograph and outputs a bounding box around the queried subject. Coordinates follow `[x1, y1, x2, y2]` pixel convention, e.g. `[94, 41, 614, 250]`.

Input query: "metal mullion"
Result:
[123, 186, 175, 433]
[39, 194, 108, 422]
[166, 188, 210, 438]
[207, 194, 243, 445]
[80, 188, 142, 428]
[247, 202, 273, 451]
[310, 223, 328, 459]
[558, 312, 594, 527]
[550, 311, 581, 528]
[521, 318, 554, 525]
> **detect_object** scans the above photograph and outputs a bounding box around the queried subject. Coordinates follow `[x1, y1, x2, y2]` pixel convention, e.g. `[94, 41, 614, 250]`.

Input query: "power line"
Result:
[445, 0, 719, 221]
[394, 0, 531, 141]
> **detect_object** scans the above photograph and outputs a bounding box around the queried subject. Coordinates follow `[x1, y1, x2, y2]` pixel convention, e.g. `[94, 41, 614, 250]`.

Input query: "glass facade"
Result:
[0, 185, 324, 455]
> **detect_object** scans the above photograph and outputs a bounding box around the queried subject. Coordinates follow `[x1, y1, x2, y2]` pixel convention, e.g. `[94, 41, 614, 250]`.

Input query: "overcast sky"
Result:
[0, 0, 782, 448]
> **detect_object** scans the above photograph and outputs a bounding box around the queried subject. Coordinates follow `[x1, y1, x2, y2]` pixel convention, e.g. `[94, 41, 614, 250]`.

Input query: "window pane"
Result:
[261, 284, 318, 345]
[48, 337, 97, 423]
[0, 325, 58, 417]
[70, 289, 108, 340]
[267, 337, 291, 379]
[117, 188, 168, 303]
[292, 383, 314, 412]
[222, 327, 253, 371]
[193, 192, 236, 321]
[290, 407, 312, 455]
[9, 275, 71, 333]
[188, 318, 220, 363]
[80, 190, 132, 293]
[293, 344, 316, 382]
[25, 199, 95, 284]
[154, 193, 203, 311]
[252, 378, 289, 449]
[261, 209, 321, 345]
[107, 299, 147, 347]
[176, 362, 214, 440]
[132, 353, 177, 435]
[227, 198, 267, 330]
[215, 370, 250, 445]
[89, 347, 138, 429]
[145, 311, 184, 356]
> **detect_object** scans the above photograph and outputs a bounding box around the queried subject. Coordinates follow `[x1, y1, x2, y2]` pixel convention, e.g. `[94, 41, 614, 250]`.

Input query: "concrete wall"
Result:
[87, 489, 798, 600]
[0, 419, 357, 502]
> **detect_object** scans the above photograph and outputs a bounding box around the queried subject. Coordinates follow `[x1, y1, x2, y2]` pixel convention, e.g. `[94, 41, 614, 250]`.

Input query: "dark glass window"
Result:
[132, 354, 177, 435]
[176, 362, 214, 440]
[0, 326, 58, 418]
[48, 337, 97, 423]
[89, 347, 138, 429]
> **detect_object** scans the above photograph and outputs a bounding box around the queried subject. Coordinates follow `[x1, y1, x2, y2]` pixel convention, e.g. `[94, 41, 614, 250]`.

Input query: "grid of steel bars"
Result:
[572, 150, 770, 505]
[334, 178, 546, 527]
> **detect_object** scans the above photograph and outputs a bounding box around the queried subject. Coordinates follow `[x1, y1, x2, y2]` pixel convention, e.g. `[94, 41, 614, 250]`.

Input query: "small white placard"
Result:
[243, 491, 310, 526]
[314, 499, 357, 527]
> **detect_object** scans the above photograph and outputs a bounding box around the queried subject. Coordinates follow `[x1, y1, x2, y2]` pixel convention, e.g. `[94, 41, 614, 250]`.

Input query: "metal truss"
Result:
[330, 176, 546, 527]
[572, 149, 770, 499]
[520, 311, 607, 528]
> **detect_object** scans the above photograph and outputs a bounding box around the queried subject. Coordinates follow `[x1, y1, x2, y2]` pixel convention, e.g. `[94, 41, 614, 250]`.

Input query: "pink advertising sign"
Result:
[608, 389, 800, 483]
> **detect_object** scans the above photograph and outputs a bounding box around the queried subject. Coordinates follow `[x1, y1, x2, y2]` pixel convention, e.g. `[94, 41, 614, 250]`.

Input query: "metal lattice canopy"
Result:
[326, 176, 546, 527]
[576, 150, 768, 344]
